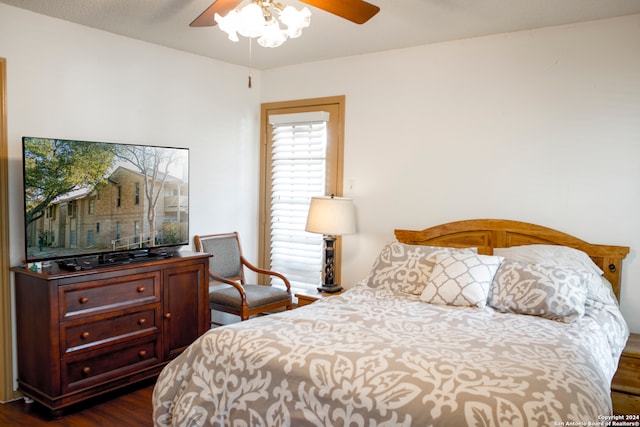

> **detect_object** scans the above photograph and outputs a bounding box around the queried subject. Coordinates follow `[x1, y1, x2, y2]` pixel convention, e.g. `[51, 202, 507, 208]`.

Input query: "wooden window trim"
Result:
[258, 96, 346, 286]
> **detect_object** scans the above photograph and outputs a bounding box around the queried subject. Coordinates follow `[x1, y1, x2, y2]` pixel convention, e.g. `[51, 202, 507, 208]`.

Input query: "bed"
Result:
[152, 219, 630, 426]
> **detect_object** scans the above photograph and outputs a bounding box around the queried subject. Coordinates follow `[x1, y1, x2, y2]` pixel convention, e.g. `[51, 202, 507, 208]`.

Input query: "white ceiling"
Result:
[2, 0, 640, 70]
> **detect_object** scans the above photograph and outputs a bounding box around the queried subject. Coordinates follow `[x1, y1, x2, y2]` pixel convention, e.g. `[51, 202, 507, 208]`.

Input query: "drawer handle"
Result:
[81, 367, 91, 376]
[136, 286, 145, 293]
[79, 297, 88, 304]
[138, 350, 147, 358]
[164, 312, 171, 319]
[138, 318, 146, 326]
[81, 332, 90, 340]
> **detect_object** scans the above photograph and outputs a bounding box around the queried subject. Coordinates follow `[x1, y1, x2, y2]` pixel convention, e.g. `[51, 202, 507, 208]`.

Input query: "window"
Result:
[117, 186, 122, 207]
[87, 229, 94, 246]
[46, 205, 56, 220]
[135, 183, 140, 205]
[134, 221, 140, 244]
[259, 96, 345, 294]
[88, 199, 95, 214]
[67, 201, 75, 217]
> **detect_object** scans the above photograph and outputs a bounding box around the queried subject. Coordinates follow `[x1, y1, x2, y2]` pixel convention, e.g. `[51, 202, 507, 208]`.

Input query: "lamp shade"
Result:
[305, 196, 356, 236]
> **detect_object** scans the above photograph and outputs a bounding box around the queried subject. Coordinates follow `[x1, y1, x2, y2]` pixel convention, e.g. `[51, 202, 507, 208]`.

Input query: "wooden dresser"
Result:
[612, 333, 640, 414]
[12, 251, 210, 417]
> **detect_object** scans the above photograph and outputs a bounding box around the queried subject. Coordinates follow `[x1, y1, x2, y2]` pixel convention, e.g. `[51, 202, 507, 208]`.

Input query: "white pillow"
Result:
[420, 252, 503, 308]
[367, 242, 476, 295]
[493, 244, 603, 275]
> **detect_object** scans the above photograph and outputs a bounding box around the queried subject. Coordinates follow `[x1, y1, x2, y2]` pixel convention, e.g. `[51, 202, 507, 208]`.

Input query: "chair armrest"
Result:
[241, 256, 292, 292]
[209, 272, 247, 300]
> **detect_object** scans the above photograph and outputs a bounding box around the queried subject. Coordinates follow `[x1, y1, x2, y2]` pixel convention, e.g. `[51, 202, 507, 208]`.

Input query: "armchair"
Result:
[194, 232, 292, 325]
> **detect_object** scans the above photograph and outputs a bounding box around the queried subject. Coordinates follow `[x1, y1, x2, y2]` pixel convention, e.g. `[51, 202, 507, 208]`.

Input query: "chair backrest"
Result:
[194, 233, 244, 282]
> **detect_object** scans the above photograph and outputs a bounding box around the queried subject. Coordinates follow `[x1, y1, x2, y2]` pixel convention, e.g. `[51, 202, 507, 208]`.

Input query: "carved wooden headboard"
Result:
[395, 219, 630, 300]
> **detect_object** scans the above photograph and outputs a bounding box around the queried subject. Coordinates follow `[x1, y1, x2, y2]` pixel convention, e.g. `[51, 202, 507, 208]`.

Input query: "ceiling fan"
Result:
[190, 0, 380, 27]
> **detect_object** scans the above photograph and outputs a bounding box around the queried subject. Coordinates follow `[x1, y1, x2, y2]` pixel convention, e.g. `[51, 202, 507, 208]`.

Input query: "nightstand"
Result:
[295, 290, 344, 307]
[612, 333, 640, 414]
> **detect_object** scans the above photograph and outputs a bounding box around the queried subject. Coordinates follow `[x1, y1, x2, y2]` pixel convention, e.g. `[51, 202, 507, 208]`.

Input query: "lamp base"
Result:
[317, 284, 343, 293]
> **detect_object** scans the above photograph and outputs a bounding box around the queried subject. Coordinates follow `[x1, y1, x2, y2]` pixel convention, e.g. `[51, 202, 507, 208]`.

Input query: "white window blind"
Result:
[268, 111, 330, 294]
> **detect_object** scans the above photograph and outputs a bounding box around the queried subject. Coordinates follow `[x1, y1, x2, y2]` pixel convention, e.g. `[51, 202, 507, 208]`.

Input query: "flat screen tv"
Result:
[22, 137, 189, 266]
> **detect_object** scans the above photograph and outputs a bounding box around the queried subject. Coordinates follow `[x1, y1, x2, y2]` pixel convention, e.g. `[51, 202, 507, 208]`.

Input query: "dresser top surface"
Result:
[12, 250, 210, 280]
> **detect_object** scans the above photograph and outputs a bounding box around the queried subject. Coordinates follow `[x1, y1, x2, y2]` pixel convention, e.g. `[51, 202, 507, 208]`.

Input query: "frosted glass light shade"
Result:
[280, 5, 311, 39]
[214, 1, 311, 48]
[258, 20, 287, 48]
[305, 196, 356, 236]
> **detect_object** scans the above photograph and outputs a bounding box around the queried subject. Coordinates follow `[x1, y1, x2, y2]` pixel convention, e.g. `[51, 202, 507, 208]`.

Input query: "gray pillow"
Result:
[367, 242, 476, 295]
[489, 259, 588, 323]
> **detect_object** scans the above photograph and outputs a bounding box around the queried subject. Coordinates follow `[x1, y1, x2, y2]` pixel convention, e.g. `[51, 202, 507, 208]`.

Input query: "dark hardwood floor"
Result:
[0, 379, 155, 426]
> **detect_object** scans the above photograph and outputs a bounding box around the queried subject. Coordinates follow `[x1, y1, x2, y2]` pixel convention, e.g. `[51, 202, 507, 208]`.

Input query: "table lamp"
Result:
[305, 195, 356, 293]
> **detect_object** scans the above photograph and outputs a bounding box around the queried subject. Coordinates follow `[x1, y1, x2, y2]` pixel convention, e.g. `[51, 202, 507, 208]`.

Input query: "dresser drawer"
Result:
[61, 271, 160, 320]
[62, 307, 160, 355]
[62, 335, 160, 392]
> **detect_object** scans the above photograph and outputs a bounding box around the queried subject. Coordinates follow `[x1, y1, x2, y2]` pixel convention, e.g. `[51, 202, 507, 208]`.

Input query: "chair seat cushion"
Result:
[210, 284, 291, 310]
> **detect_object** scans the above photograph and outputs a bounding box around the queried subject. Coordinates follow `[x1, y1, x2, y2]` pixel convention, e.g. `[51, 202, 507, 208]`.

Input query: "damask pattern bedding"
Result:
[153, 277, 627, 426]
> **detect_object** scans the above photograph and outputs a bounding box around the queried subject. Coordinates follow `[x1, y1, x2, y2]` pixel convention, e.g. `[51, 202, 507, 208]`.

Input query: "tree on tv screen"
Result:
[23, 138, 117, 226]
[115, 145, 179, 246]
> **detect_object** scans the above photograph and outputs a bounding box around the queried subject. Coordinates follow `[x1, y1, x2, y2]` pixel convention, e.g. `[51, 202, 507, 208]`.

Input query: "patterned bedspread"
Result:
[153, 282, 627, 427]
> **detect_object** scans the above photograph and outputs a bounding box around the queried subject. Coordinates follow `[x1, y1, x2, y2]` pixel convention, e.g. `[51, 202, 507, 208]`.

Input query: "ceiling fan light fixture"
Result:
[213, 0, 311, 48]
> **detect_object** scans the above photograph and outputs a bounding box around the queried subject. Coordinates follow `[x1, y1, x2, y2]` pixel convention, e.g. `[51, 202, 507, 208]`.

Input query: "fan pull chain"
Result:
[248, 39, 253, 89]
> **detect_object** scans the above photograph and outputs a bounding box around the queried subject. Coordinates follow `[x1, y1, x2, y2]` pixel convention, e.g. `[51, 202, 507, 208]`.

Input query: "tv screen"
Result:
[22, 137, 189, 264]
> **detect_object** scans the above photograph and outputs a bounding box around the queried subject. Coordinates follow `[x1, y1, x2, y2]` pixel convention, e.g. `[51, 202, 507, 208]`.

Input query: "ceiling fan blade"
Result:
[300, 0, 380, 24]
[190, 0, 243, 27]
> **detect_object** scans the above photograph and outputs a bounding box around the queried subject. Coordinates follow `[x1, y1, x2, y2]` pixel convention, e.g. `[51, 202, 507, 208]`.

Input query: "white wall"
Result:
[0, 3, 263, 390]
[262, 15, 640, 332]
[0, 3, 262, 265]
